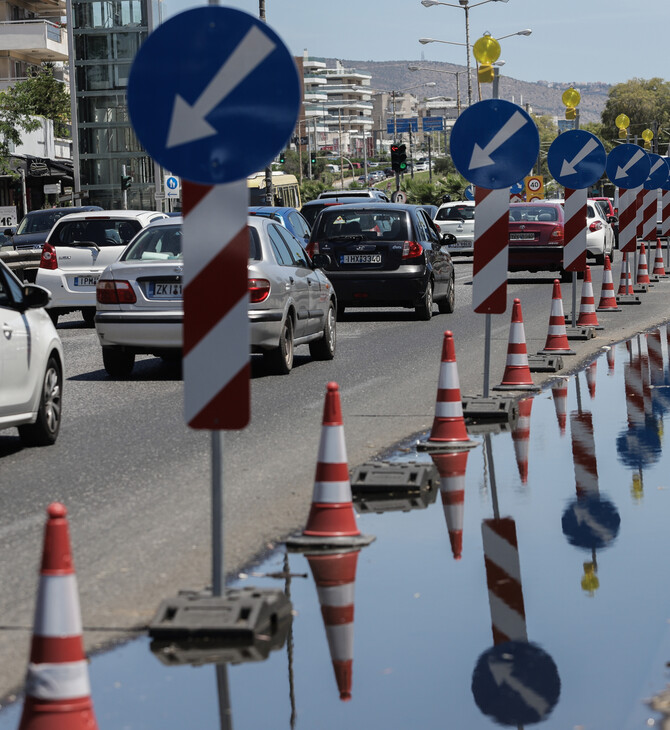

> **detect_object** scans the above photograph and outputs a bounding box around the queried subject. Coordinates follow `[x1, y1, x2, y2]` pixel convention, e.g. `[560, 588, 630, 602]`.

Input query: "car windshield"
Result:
[509, 206, 559, 222]
[436, 205, 474, 221]
[50, 218, 142, 247]
[16, 210, 72, 235]
[315, 209, 409, 240]
[124, 226, 183, 260]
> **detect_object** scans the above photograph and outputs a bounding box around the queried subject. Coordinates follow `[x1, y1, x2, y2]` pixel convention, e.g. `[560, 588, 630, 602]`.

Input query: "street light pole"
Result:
[462, 2, 472, 106]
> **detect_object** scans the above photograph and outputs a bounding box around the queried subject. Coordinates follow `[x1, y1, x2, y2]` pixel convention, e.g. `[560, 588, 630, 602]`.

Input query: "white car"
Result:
[586, 202, 615, 264]
[94, 216, 337, 378]
[0, 260, 64, 446]
[36, 209, 168, 326]
[434, 201, 475, 254]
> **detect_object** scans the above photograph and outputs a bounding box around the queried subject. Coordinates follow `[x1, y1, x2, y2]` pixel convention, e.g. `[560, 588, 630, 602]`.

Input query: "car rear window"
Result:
[49, 218, 142, 247]
[314, 209, 409, 240]
[248, 226, 262, 260]
[436, 205, 474, 221]
[16, 210, 72, 235]
[509, 206, 559, 222]
[124, 226, 182, 260]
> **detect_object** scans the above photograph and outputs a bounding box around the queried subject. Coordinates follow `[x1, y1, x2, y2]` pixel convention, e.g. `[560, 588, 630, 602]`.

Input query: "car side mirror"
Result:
[442, 233, 457, 245]
[20, 283, 51, 311]
[311, 253, 332, 269]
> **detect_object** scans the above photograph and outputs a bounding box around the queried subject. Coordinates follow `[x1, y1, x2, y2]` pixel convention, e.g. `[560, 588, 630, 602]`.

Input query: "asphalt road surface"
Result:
[1, 259, 669, 701]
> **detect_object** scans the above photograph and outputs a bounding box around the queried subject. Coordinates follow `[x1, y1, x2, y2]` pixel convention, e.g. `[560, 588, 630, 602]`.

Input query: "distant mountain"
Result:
[327, 58, 609, 124]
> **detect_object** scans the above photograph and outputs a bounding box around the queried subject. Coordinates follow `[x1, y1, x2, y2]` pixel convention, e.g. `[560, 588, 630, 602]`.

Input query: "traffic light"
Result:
[279, 151, 286, 164]
[391, 144, 407, 173]
[310, 152, 317, 165]
[121, 174, 132, 191]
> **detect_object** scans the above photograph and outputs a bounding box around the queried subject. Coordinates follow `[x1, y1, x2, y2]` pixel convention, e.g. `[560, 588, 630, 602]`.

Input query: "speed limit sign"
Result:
[524, 175, 544, 200]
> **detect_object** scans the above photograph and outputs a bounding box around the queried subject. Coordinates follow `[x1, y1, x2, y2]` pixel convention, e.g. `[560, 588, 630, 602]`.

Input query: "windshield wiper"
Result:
[69, 240, 101, 250]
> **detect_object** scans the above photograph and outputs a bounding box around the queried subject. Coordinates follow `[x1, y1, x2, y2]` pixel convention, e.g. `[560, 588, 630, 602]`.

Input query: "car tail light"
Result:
[550, 226, 564, 243]
[402, 241, 423, 259]
[39, 242, 58, 270]
[589, 220, 602, 232]
[96, 279, 136, 304]
[305, 241, 319, 257]
[248, 278, 270, 303]
[434, 222, 442, 234]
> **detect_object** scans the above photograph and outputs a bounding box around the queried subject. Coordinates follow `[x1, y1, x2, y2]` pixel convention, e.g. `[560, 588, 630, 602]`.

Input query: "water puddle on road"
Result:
[4, 327, 670, 728]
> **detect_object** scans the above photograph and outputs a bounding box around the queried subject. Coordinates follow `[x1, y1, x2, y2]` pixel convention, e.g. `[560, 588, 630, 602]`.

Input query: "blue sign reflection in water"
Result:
[5, 335, 670, 728]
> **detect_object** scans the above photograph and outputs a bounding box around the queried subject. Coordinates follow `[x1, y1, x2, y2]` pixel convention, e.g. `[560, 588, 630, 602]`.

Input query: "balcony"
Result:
[0, 20, 68, 61]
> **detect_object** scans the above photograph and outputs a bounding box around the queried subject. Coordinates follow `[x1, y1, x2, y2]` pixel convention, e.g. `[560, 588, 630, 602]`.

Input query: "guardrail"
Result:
[0, 250, 41, 283]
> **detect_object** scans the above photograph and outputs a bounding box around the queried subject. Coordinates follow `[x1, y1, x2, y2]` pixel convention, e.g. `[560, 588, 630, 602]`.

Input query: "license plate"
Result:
[450, 240, 471, 247]
[510, 232, 535, 241]
[340, 254, 382, 264]
[74, 275, 99, 286]
[150, 282, 182, 297]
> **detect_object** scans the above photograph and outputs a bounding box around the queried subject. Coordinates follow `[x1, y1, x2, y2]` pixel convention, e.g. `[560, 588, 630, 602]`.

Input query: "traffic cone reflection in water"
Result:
[430, 450, 470, 560]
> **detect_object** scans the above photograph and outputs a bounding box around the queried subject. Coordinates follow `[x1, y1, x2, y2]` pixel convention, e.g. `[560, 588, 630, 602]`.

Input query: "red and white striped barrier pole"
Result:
[563, 187, 587, 327]
[662, 187, 670, 270]
[642, 188, 657, 243]
[473, 187, 509, 397]
[617, 187, 638, 255]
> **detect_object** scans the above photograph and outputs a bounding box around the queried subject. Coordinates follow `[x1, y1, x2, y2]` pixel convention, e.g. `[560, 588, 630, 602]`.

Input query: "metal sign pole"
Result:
[212, 430, 225, 595]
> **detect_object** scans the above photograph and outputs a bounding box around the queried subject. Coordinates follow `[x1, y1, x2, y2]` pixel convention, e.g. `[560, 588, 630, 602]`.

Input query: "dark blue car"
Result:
[248, 206, 312, 245]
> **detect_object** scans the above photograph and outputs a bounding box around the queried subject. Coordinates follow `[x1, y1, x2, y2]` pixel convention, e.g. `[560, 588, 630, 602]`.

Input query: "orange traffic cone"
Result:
[586, 360, 597, 399]
[493, 298, 539, 391]
[512, 398, 533, 483]
[305, 550, 360, 701]
[286, 383, 374, 550]
[539, 280, 575, 355]
[420, 331, 477, 451]
[18, 503, 98, 730]
[597, 255, 621, 311]
[552, 379, 568, 435]
[430, 451, 469, 560]
[637, 242, 651, 284]
[617, 253, 634, 296]
[575, 266, 601, 328]
[652, 238, 667, 277]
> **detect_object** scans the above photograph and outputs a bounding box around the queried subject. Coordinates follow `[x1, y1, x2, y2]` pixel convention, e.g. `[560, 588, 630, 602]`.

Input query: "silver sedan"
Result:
[94, 216, 337, 378]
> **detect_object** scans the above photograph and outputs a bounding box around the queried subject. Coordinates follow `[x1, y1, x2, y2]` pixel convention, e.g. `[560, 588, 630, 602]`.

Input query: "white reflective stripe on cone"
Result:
[25, 660, 90, 700]
[33, 575, 83, 636]
[318, 583, 355, 606]
[437, 362, 459, 389]
[506, 354, 529, 366]
[325, 623, 354, 661]
[509, 322, 525, 343]
[318, 426, 347, 463]
[312, 481, 352, 504]
[435, 402, 463, 418]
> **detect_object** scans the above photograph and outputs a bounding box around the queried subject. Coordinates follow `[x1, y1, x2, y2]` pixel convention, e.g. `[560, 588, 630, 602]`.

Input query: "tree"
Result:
[1, 63, 71, 138]
[600, 78, 670, 152]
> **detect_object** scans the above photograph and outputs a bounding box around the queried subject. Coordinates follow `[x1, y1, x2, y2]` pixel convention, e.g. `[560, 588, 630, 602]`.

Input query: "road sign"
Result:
[547, 130, 606, 189]
[43, 183, 60, 194]
[524, 175, 544, 201]
[561, 495, 621, 549]
[464, 184, 475, 201]
[165, 175, 181, 199]
[386, 117, 419, 134]
[605, 143, 651, 189]
[472, 641, 561, 726]
[643, 153, 670, 190]
[391, 190, 407, 203]
[450, 99, 539, 189]
[127, 6, 301, 184]
[0, 206, 16, 227]
[422, 116, 444, 132]
[510, 181, 524, 195]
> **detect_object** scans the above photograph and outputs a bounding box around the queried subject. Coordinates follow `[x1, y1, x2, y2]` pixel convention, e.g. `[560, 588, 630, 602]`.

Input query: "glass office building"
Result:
[72, 0, 155, 208]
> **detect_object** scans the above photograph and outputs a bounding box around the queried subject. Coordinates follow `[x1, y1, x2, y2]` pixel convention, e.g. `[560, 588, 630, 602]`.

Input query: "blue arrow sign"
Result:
[127, 7, 301, 184]
[605, 143, 651, 189]
[561, 495, 621, 550]
[422, 116, 444, 132]
[547, 130, 606, 189]
[464, 184, 475, 200]
[472, 642, 561, 726]
[510, 180, 525, 195]
[449, 100, 539, 189]
[643, 153, 670, 190]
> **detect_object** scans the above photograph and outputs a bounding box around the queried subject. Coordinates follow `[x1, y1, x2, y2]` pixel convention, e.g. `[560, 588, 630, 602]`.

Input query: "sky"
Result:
[160, 0, 670, 87]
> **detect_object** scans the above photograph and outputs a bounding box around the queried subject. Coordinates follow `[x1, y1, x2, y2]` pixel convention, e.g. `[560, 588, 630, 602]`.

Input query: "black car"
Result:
[300, 196, 385, 228]
[307, 203, 455, 320]
[10, 206, 103, 251]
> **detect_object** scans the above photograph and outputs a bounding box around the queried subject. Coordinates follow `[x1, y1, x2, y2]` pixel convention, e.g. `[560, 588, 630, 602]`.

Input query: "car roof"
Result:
[248, 206, 300, 217]
[24, 205, 102, 216]
[51, 210, 168, 224]
[302, 196, 382, 206]
[316, 202, 414, 213]
[438, 200, 474, 207]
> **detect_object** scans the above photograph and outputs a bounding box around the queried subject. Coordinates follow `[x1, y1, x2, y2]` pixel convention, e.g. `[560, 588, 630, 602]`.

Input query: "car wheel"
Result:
[82, 307, 96, 327]
[18, 355, 62, 446]
[47, 310, 59, 326]
[265, 316, 294, 374]
[438, 274, 455, 314]
[415, 280, 433, 320]
[102, 346, 135, 379]
[309, 302, 336, 360]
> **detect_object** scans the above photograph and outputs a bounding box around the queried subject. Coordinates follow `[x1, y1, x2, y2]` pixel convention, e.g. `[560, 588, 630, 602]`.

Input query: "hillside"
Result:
[329, 58, 609, 123]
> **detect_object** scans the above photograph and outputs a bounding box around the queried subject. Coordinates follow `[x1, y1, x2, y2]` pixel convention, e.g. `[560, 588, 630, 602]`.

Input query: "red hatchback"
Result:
[508, 202, 565, 275]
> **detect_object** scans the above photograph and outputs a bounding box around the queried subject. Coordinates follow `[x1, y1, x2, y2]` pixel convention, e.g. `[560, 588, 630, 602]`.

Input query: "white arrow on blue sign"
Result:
[643, 153, 670, 190]
[547, 130, 606, 189]
[450, 99, 539, 189]
[561, 495, 621, 549]
[127, 7, 301, 185]
[605, 143, 651, 189]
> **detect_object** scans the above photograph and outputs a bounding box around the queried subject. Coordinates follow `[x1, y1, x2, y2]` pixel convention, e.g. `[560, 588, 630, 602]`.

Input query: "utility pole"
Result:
[409, 126, 414, 178]
[428, 135, 432, 183]
[338, 109, 344, 189]
[122, 164, 128, 210]
[259, 0, 273, 204]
